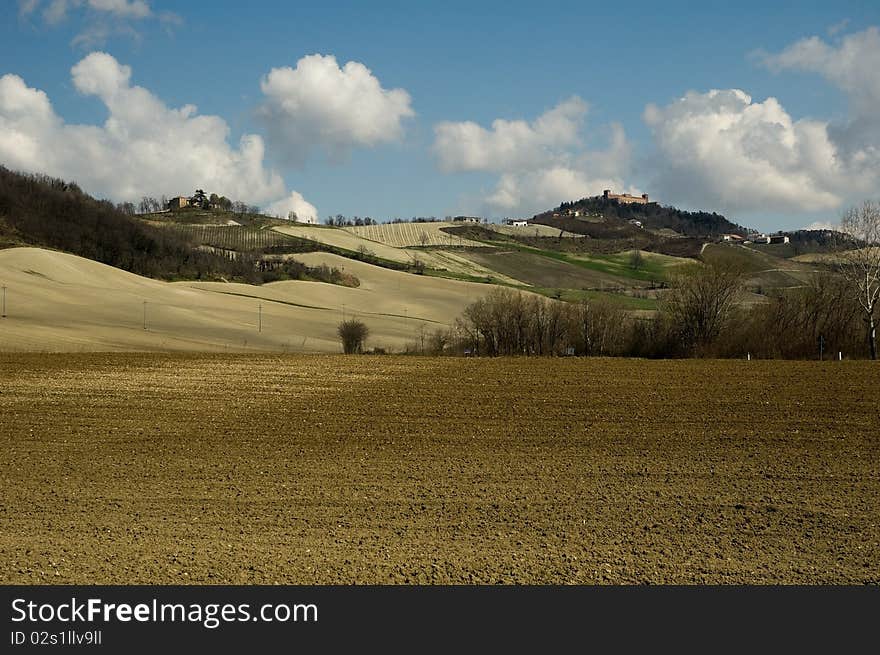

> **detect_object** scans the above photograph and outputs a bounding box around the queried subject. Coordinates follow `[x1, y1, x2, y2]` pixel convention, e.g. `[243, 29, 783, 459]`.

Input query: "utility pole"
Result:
[818, 334, 825, 361]
[342, 304, 346, 322]
[258, 303, 262, 333]
[143, 301, 147, 330]
[1, 286, 6, 318]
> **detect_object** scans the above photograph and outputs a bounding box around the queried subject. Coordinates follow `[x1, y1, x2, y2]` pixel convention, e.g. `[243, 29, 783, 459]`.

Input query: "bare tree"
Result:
[664, 261, 743, 353]
[629, 249, 644, 271]
[838, 201, 880, 359]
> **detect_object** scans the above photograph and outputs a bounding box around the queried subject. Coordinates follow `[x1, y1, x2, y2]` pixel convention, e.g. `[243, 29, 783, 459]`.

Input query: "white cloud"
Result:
[18, 0, 40, 17]
[87, 0, 151, 19]
[19, 0, 180, 46]
[760, 27, 880, 113]
[642, 87, 880, 214]
[759, 26, 880, 165]
[432, 98, 634, 216]
[257, 54, 415, 165]
[433, 96, 587, 173]
[265, 192, 319, 224]
[634, 27, 880, 215]
[30, 0, 152, 23]
[43, 0, 73, 24]
[485, 168, 626, 213]
[0, 52, 316, 218]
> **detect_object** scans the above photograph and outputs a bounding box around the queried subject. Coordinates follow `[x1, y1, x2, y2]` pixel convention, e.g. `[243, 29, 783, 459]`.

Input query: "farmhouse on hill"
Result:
[168, 196, 190, 210]
[505, 219, 529, 227]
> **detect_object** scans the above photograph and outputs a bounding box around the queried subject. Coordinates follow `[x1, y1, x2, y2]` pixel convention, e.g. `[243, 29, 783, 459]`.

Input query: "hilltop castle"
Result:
[603, 189, 650, 205]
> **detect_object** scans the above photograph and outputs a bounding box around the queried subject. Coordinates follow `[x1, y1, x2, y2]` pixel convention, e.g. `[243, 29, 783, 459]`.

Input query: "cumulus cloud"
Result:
[637, 26, 880, 215]
[0, 52, 316, 218]
[760, 27, 880, 111]
[433, 96, 588, 173]
[257, 54, 415, 165]
[265, 192, 319, 223]
[432, 98, 635, 216]
[18, 0, 180, 46]
[759, 26, 880, 163]
[643, 89, 851, 213]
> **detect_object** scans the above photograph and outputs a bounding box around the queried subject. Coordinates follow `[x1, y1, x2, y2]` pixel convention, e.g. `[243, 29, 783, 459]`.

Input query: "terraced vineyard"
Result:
[2, 354, 877, 584]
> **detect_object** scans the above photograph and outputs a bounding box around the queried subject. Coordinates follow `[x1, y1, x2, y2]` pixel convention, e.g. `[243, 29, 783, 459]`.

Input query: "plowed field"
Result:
[1, 354, 877, 584]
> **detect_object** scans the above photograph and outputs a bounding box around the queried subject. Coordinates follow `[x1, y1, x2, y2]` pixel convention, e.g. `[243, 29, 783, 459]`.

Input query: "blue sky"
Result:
[3, 1, 880, 231]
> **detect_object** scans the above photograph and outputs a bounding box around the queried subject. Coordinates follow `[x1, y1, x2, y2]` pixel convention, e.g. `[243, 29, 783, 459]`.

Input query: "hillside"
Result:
[0, 166, 850, 354]
[0, 167, 274, 283]
[0, 247, 492, 352]
[533, 196, 749, 238]
[701, 243, 817, 291]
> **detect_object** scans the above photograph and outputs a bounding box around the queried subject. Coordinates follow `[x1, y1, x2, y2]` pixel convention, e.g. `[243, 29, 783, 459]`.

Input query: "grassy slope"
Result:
[701, 243, 818, 288]
[462, 236, 688, 284]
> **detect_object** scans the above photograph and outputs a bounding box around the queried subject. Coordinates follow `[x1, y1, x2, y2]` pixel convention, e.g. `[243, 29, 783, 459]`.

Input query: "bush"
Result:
[337, 319, 369, 354]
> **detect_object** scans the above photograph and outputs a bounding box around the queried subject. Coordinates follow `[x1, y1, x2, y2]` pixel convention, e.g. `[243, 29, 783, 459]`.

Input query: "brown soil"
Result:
[1, 354, 877, 584]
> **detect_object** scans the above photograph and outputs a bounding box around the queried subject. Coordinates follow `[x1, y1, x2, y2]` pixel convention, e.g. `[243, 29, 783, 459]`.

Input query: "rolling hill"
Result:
[535, 195, 749, 237]
[0, 247, 493, 352]
[0, 166, 852, 353]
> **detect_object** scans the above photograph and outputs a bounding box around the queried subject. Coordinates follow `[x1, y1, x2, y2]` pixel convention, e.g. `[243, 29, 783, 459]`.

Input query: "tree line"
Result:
[130, 191, 259, 216]
[543, 196, 749, 237]
[442, 258, 873, 359]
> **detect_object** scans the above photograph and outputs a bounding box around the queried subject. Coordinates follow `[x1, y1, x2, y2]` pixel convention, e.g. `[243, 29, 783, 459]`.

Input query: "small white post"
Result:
[747, 352, 751, 361]
[838, 351, 842, 361]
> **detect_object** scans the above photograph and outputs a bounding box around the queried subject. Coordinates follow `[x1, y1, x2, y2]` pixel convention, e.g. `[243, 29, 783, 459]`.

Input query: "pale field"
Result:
[485, 224, 585, 238]
[0, 248, 496, 353]
[791, 247, 880, 265]
[271, 224, 513, 281]
[344, 222, 487, 247]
